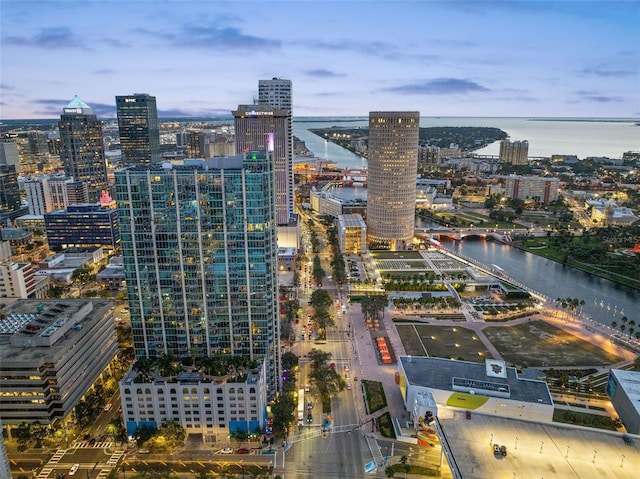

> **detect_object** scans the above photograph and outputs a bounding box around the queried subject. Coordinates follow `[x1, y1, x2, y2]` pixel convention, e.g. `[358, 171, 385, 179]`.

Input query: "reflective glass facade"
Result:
[58, 111, 108, 203]
[115, 153, 280, 391]
[116, 94, 161, 166]
[44, 204, 120, 252]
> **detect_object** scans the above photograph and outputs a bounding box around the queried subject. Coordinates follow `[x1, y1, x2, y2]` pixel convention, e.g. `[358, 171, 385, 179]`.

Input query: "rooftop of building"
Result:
[0, 299, 113, 363]
[610, 369, 640, 416]
[337, 214, 366, 227]
[399, 356, 553, 406]
[63, 95, 93, 114]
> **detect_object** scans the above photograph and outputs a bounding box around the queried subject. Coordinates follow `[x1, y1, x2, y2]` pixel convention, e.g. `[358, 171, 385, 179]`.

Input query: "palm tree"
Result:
[612, 321, 618, 329]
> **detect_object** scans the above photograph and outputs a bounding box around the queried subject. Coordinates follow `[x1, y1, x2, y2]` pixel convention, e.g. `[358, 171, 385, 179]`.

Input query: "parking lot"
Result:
[440, 411, 639, 478]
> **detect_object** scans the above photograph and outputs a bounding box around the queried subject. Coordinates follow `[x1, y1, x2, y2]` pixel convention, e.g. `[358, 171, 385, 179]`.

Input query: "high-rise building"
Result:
[499, 139, 529, 165]
[115, 153, 280, 392]
[258, 78, 293, 223]
[24, 178, 52, 215]
[116, 93, 161, 166]
[233, 105, 291, 226]
[58, 95, 109, 202]
[366, 111, 420, 250]
[0, 164, 22, 216]
[0, 141, 19, 168]
[504, 175, 559, 204]
[44, 204, 120, 252]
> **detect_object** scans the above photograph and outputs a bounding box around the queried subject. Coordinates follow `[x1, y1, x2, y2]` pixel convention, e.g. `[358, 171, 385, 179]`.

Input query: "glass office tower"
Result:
[115, 153, 280, 392]
[58, 95, 109, 202]
[116, 93, 161, 166]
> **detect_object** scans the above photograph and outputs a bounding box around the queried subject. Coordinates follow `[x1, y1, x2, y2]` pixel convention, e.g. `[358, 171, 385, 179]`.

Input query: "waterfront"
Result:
[294, 117, 640, 165]
[441, 236, 638, 327]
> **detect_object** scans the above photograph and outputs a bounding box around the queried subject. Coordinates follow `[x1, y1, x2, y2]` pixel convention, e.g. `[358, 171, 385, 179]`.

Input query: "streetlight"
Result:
[565, 445, 570, 458]
[539, 441, 544, 453]
[490, 433, 493, 445]
[515, 437, 518, 450]
[593, 449, 598, 463]
[621, 454, 625, 468]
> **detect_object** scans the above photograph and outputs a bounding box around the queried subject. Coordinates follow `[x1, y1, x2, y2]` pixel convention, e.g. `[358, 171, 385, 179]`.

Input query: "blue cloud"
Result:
[575, 91, 624, 103]
[304, 69, 346, 78]
[101, 38, 130, 48]
[0, 84, 14, 90]
[3, 27, 88, 49]
[580, 67, 636, 78]
[295, 38, 440, 63]
[139, 23, 281, 51]
[384, 78, 490, 95]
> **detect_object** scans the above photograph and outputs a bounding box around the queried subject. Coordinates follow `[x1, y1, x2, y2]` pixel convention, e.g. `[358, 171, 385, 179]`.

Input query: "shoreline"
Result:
[506, 240, 640, 291]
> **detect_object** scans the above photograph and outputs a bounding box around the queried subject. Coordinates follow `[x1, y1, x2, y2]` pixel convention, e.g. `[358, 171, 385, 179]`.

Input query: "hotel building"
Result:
[366, 111, 420, 250]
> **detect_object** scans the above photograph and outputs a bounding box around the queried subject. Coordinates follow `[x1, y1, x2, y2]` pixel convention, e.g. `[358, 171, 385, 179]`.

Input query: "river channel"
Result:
[440, 236, 637, 327]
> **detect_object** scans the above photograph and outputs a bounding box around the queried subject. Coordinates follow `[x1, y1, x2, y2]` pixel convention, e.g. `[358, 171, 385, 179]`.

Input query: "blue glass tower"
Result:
[115, 152, 280, 392]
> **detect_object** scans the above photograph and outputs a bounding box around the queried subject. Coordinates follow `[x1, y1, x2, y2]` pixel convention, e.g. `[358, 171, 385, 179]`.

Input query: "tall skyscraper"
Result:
[233, 105, 291, 226]
[258, 78, 294, 223]
[0, 164, 21, 217]
[499, 139, 529, 165]
[115, 153, 280, 391]
[116, 93, 161, 166]
[366, 111, 420, 250]
[58, 95, 109, 202]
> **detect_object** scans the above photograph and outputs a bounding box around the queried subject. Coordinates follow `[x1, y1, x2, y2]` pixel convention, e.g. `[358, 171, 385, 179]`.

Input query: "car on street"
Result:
[138, 449, 150, 454]
[69, 464, 80, 476]
[347, 383, 352, 390]
[237, 448, 250, 454]
[500, 445, 507, 456]
[305, 384, 310, 392]
[218, 447, 234, 454]
[623, 434, 632, 445]
[493, 444, 500, 456]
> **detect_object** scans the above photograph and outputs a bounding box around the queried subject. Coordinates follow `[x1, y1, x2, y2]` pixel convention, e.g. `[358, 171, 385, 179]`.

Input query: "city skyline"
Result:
[1, 0, 639, 119]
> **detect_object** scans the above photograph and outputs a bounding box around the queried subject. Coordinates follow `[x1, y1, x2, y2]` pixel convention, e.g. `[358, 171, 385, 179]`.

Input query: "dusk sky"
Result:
[1, 0, 639, 119]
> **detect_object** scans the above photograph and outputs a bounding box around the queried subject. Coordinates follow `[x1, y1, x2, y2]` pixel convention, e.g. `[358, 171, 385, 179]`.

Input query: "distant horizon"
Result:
[1, 115, 639, 123]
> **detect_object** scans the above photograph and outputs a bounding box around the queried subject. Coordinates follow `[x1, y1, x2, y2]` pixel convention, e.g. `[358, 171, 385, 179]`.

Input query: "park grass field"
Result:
[483, 320, 622, 367]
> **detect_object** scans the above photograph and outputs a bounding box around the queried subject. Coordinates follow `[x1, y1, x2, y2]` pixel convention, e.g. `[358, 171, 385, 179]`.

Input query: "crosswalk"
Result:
[106, 450, 126, 467]
[48, 449, 68, 464]
[37, 466, 54, 479]
[72, 441, 114, 449]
